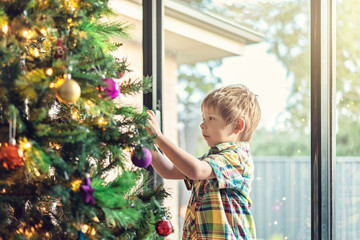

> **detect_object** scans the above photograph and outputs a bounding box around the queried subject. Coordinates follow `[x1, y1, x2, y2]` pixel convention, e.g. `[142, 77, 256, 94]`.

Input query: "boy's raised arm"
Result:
[146, 110, 215, 180]
[150, 146, 186, 179]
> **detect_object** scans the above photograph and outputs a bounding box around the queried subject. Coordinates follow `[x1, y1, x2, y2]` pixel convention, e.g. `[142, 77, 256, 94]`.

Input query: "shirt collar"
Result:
[209, 141, 250, 154]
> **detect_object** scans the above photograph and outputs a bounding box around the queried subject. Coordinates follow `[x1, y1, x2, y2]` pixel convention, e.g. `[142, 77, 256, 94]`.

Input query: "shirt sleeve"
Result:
[203, 153, 248, 191]
[183, 177, 193, 190]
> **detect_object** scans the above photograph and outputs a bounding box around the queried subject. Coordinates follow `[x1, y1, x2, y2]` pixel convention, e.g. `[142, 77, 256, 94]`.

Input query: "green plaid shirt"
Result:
[183, 142, 256, 240]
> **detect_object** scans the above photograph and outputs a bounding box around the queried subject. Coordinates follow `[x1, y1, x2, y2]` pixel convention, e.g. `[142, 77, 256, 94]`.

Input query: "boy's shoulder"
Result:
[210, 141, 250, 154]
[203, 142, 251, 162]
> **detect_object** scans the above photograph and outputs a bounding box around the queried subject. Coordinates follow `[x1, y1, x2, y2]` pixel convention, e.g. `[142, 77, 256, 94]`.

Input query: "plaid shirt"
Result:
[183, 142, 256, 240]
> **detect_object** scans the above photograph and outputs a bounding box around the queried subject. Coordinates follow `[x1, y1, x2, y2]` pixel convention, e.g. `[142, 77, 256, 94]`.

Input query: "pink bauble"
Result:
[100, 78, 120, 99]
[131, 148, 152, 168]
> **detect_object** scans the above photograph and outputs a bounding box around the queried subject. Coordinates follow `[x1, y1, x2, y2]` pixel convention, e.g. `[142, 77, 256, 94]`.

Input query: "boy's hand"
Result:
[146, 110, 162, 137]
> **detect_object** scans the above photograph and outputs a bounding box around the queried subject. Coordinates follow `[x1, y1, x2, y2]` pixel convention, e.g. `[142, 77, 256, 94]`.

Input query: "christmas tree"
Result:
[0, 0, 172, 239]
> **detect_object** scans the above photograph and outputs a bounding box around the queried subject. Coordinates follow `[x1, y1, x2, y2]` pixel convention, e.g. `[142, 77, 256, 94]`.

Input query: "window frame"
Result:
[311, 0, 336, 239]
[143, 0, 164, 187]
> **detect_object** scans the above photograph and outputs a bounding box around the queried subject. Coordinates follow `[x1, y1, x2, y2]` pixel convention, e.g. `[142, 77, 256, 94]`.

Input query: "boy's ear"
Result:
[234, 118, 245, 134]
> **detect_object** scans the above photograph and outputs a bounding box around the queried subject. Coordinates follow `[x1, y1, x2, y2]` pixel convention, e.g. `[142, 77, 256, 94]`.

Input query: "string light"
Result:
[22, 30, 28, 38]
[33, 168, 41, 177]
[71, 110, 80, 120]
[29, 47, 40, 57]
[24, 141, 31, 149]
[40, 28, 47, 36]
[52, 76, 66, 88]
[2, 24, 8, 34]
[97, 117, 108, 126]
[84, 100, 94, 112]
[49, 142, 61, 150]
[46, 68, 53, 76]
[16, 227, 35, 238]
[80, 224, 96, 236]
[81, 224, 89, 233]
[19, 138, 32, 150]
[65, 0, 79, 11]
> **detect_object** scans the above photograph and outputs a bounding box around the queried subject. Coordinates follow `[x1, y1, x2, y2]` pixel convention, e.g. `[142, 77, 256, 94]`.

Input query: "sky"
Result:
[214, 42, 291, 129]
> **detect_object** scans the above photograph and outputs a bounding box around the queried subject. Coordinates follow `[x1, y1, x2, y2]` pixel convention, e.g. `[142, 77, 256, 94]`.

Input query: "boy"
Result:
[146, 85, 261, 240]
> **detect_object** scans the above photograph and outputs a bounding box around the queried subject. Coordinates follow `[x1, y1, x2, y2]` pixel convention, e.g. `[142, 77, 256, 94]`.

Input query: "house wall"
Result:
[162, 54, 180, 239]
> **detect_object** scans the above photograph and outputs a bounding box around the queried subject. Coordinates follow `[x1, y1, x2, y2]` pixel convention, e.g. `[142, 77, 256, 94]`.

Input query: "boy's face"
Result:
[200, 107, 238, 147]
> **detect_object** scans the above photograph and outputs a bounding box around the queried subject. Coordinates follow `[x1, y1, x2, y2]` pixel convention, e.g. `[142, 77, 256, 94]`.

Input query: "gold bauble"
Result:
[56, 76, 81, 104]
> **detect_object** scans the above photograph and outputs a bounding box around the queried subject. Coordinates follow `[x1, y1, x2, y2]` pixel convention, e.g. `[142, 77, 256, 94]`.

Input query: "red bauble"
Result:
[118, 72, 124, 78]
[0, 144, 24, 169]
[156, 218, 173, 237]
[54, 39, 66, 59]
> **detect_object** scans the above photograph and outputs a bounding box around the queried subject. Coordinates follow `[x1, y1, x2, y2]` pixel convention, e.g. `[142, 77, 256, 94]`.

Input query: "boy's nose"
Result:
[200, 122, 205, 129]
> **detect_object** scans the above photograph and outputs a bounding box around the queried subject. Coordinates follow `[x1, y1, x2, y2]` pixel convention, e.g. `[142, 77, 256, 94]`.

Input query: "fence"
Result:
[251, 156, 360, 240]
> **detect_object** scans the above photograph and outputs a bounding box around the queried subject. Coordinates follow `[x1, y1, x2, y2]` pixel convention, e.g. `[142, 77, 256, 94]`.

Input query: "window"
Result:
[335, 0, 360, 238]
[142, 0, 350, 239]
[171, 1, 311, 239]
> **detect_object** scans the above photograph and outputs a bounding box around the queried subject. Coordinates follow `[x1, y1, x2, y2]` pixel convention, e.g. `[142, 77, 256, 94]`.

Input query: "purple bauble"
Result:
[131, 148, 152, 168]
[100, 78, 120, 99]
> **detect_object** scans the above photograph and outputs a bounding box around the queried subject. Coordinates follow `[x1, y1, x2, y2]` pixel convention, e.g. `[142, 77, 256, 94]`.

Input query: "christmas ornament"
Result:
[56, 74, 81, 104]
[118, 71, 124, 78]
[0, 116, 24, 170]
[131, 147, 152, 168]
[77, 230, 87, 240]
[156, 217, 173, 236]
[71, 179, 83, 192]
[54, 39, 66, 58]
[0, 143, 24, 169]
[35, 37, 47, 56]
[19, 55, 26, 73]
[98, 78, 120, 99]
[80, 173, 96, 205]
[28, 43, 41, 58]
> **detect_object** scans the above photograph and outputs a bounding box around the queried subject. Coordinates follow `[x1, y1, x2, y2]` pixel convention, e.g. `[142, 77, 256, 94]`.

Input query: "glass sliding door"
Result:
[335, 0, 360, 238]
[171, 1, 311, 239]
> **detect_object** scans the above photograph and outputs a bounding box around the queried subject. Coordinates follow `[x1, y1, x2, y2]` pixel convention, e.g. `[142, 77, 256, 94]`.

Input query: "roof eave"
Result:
[164, 1, 263, 45]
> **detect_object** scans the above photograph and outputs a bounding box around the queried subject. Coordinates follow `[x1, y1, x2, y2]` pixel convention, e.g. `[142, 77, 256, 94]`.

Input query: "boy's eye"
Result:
[209, 117, 215, 120]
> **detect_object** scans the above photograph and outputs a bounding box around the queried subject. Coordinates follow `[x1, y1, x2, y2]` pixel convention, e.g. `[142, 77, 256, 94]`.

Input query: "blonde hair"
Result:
[201, 84, 261, 142]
